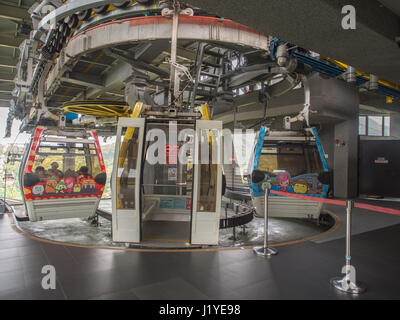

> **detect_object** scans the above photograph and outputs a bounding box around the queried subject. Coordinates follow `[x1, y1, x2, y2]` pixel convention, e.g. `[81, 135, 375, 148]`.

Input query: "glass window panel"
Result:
[359, 116, 366, 135]
[91, 155, 101, 178]
[142, 123, 194, 199]
[233, 131, 256, 177]
[368, 116, 383, 136]
[197, 129, 218, 213]
[384, 116, 391, 137]
[116, 127, 139, 210]
[259, 148, 278, 173]
[259, 144, 323, 178]
[38, 144, 67, 154]
[33, 154, 64, 177]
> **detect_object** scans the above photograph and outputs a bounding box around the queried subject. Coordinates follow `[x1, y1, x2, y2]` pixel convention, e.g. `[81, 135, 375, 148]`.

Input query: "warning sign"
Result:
[168, 165, 177, 181]
[374, 157, 389, 164]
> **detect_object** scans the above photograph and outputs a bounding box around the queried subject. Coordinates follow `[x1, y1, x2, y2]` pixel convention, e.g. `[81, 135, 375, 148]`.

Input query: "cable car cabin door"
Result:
[191, 120, 223, 245]
[112, 118, 145, 243]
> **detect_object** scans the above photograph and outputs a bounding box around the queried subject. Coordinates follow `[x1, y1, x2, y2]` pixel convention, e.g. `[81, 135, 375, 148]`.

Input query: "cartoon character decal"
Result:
[44, 175, 59, 194]
[276, 172, 295, 192]
[32, 184, 45, 196]
[73, 184, 81, 193]
[293, 179, 309, 194]
[80, 178, 96, 193]
[64, 177, 75, 193]
[269, 173, 324, 195]
[55, 180, 67, 193]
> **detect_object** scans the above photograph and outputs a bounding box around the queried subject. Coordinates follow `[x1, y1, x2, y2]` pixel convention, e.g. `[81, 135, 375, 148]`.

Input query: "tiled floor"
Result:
[0, 200, 399, 300]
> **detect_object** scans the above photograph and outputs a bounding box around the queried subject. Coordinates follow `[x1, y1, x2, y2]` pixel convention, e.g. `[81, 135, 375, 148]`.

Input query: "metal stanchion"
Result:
[253, 187, 278, 257]
[330, 200, 366, 294]
[0, 168, 7, 214]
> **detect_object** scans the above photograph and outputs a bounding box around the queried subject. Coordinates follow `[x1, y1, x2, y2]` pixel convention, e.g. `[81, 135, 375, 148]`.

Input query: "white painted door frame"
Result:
[112, 117, 145, 243]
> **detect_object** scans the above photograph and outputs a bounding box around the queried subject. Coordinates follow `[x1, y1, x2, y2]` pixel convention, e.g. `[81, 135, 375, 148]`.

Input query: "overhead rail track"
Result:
[8, 0, 400, 139]
[269, 38, 400, 101]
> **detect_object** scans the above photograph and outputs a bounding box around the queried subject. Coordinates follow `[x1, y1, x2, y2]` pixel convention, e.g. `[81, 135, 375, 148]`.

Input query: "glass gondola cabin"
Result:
[250, 127, 329, 219]
[22, 127, 106, 221]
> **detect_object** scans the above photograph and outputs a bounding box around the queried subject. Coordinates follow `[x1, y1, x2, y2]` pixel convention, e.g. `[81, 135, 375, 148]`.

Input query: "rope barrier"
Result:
[354, 202, 400, 217]
[269, 190, 400, 217]
[265, 188, 382, 294]
[269, 190, 347, 206]
[257, 184, 399, 294]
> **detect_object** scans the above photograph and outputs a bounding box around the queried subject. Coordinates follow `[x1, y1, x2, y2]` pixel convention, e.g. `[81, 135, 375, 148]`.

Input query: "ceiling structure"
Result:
[0, 0, 36, 108]
[189, 0, 400, 86]
[1, 0, 400, 117]
[378, 0, 400, 17]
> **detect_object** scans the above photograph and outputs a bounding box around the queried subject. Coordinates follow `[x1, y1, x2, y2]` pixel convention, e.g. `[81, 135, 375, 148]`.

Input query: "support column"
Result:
[318, 123, 335, 170]
[390, 113, 400, 139]
[308, 73, 359, 199]
[333, 117, 359, 199]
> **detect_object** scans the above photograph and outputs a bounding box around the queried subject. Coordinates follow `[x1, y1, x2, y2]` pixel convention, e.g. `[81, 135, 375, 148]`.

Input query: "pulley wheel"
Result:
[65, 14, 78, 29]
[113, 1, 130, 8]
[77, 9, 92, 21]
[93, 5, 109, 14]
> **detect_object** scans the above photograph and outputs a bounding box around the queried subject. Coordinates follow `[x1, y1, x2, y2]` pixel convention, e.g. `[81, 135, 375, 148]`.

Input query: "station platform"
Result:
[0, 199, 399, 300]
[12, 199, 334, 249]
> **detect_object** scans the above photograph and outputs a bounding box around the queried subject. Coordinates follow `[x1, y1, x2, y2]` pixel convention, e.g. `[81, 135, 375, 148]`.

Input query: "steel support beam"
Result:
[74, 61, 133, 100]
[78, 59, 111, 68]
[0, 82, 14, 91]
[60, 72, 105, 89]
[0, 56, 18, 69]
[0, 92, 12, 100]
[0, 35, 25, 49]
[105, 48, 170, 79]
[0, 4, 32, 23]
[0, 72, 15, 82]
[0, 100, 11, 108]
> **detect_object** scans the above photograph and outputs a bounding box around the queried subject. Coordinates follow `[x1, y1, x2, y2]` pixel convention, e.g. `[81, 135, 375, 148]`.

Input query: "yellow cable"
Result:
[63, 101, 131, 117]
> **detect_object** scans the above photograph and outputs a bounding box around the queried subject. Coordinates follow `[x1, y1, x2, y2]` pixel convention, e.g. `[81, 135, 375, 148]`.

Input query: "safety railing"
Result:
[254, 186, 400, 295]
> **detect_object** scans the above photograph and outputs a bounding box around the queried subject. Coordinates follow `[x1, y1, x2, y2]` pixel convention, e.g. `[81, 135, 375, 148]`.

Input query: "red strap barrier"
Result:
[269, 190, 400, 217]
[269, 190, 347, 206]
[354, 202, 400, 217]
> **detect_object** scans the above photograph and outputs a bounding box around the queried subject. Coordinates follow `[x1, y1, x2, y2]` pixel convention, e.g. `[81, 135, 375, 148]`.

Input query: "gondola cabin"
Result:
[22, 127, 106, 221]
[250, 127, 329, 219]
[112, 114, 223, 246]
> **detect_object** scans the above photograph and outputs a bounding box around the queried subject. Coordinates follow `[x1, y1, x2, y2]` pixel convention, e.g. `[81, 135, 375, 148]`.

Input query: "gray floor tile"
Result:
[0, 270, 26, 293]
[0, 256, 22, 273]
[132, 277, 209, 300]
